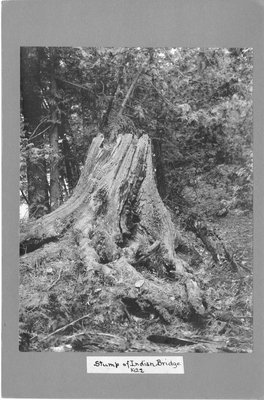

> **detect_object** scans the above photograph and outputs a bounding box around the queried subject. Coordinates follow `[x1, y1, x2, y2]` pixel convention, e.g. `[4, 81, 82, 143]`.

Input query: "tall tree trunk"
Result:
[48, 52, 61, 211]
[49, 76, 61, 211]
[20, 47, 49, 218]
[62, 137, 76, 194]
[148, 50, 167, 199]
[153, 112, 167, 199]
[20, 133, 205, 327]
[99, 56, 127, 130]
[57, 106, 80, 193]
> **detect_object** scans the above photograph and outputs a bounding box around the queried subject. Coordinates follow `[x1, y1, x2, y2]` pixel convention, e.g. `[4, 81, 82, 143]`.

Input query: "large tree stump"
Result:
[20, 133, 205, 348]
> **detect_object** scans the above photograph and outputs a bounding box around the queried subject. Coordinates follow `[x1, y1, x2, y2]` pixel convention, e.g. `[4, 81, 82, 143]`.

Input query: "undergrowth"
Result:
[19, 212, 253, 353]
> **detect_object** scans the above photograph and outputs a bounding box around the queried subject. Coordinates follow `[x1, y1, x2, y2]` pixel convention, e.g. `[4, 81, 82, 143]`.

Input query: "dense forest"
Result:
[20, 47, 253, 353]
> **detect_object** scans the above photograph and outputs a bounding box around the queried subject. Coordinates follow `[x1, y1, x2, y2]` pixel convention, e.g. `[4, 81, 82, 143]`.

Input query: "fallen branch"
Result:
[65, 331, 123, 340]
[30, 124, 52, 141]
[185, 213, 251, 273]
[222, 243, 251, 273]
[55, 76, 91, 92]
[29, 118, 47, 138]
[20, 189, 29, 205]
[185, 214, 219, 263]
[47, 266, 63, 291]
[39, 314, 90, 342]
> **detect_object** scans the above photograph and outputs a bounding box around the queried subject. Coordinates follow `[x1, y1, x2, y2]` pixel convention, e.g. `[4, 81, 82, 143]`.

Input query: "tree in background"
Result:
[19, 47, 253, 352]
[20, 47, 253, 220]
[20, 47, 50, 218]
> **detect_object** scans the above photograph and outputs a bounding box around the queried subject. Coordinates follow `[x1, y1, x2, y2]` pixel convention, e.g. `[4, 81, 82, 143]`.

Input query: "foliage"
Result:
[20, 47, 253, 217]
[19, 47, 253, 352]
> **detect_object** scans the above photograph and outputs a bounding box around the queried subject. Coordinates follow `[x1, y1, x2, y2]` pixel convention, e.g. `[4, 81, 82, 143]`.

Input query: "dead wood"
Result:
[20, 132, 206, 338]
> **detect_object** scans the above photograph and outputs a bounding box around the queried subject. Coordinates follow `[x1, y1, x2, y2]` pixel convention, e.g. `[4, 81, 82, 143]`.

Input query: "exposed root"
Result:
[20, 133, 206, 352]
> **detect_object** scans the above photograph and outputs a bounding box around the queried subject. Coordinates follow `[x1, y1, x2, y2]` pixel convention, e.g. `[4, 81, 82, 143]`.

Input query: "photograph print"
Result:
[19, 47, 253, 353]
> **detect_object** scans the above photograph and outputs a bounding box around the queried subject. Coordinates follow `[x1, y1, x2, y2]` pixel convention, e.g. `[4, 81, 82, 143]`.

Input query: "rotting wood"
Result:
[20, 132, 205, 328]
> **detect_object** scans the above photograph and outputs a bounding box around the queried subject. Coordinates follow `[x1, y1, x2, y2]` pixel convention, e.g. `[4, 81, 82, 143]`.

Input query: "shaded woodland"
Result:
[19, 47, 253, 352]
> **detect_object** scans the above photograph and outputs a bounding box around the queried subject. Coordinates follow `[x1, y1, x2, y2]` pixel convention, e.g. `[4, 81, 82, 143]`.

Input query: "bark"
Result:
[100, 56, 127, 130]
[58, 110, 80, 192]
[49, 77, 61, 211]
[148, 51, 167, 199]
[20, 132, 205, 327]
[49, 122, 60, 211]
[153, 113, 167, 199]
[21, 47, 50, 218]
[47, 50, 62, 211]
[62, 137, 77, 193]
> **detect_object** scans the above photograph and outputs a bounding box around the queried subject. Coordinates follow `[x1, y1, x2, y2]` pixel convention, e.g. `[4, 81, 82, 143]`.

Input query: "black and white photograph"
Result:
[19, 46, 253, 353]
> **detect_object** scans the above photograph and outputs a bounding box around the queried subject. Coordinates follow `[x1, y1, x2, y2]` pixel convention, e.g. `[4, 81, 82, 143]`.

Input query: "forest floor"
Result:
[19, 210, 253, 353]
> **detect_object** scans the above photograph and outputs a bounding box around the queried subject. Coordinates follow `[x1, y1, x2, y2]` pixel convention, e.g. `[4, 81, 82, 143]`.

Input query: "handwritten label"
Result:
[87, 356, 184, 374]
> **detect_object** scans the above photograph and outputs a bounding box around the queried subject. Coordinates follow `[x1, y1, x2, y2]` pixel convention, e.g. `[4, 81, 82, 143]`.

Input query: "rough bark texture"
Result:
[20, 133, 205, 331]
[153, 114, 166, 199]
[49, 75, 61, 211]
[21, 47, 50, 218]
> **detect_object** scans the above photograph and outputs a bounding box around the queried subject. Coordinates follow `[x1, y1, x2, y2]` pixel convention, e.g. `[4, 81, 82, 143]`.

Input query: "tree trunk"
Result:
[61, 137, 78, 193]
[49, 77, 61, 211]
[153, 113, 167, 199]
[99, 55, 127, 130]
[20, 132, 205, 348]
[20, 47, 50, 218]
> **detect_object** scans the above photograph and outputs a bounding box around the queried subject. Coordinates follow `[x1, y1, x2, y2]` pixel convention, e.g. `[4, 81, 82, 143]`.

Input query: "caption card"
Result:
[87, 356, 184, 374]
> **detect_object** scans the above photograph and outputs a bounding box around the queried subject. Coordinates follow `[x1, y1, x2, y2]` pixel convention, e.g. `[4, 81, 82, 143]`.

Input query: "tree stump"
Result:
[20, 133, 205, 348]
